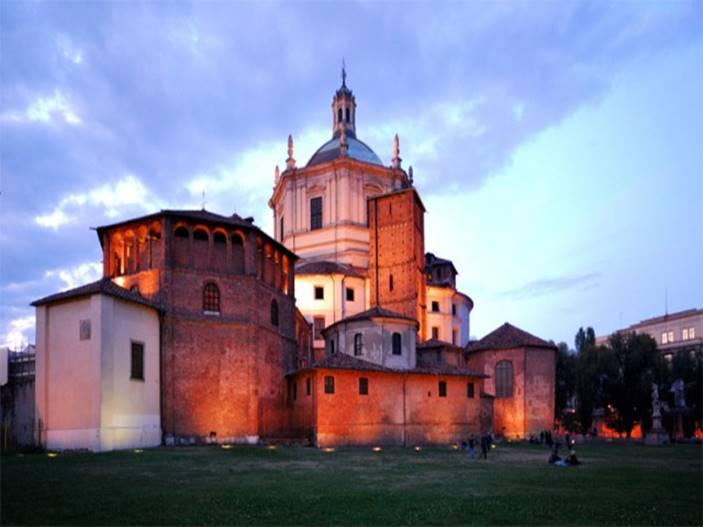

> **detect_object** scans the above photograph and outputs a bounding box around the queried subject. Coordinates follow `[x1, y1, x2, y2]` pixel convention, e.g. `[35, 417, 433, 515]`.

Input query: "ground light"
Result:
[451, 444, 459, 450]
[414, 446, 422, 452]
[133, 449, 143, 454]
[220, 444, 233, 450]
[372, 446, 382, 452]
[266, 445, 277, 450]
[491, 444, 496, 449]
[47, 452, 58, 458]
[322, 447, 335, 452]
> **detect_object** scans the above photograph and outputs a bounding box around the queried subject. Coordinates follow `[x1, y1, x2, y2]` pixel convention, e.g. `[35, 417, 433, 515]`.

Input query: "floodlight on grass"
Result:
[47, 452, 58, 458]
[322, 447, 336, 452]
[372, 446, 382, 452]
[221, 444, 233, 450]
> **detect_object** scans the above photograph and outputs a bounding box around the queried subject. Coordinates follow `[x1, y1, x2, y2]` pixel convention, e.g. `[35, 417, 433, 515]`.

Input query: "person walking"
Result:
[468, 434, 476, 459]
[480, 434, 489, 459]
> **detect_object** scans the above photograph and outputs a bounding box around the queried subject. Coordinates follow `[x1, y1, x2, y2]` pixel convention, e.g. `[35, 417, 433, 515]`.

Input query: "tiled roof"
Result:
[31, 278, 162, 311]
[295, 260, 365, 278]
[323, 307, 419, 335]
[417, 339, 465, 352]
[467, 323, 556, 352]
[291, 352, 486, 378]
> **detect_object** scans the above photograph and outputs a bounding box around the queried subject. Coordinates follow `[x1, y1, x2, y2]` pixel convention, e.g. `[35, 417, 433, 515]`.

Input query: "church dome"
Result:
[306, 68, 384, 168]
[307, 131, 383, 167]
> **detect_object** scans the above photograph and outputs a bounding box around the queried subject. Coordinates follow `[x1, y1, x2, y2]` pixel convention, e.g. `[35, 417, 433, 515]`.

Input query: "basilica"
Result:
[32, 74, 556, 451]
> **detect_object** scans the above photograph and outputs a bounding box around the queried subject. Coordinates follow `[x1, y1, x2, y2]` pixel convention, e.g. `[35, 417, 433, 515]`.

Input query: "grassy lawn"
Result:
[1, 442, 701, 526]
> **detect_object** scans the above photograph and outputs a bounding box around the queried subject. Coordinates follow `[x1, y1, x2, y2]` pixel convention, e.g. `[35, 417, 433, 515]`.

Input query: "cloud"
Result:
[35, 174, 162, 229]
[45, 262, 102, 291]
[499, 272, 603, 300]
[2, 316, 35, 350]
[1, 90, 81, 125]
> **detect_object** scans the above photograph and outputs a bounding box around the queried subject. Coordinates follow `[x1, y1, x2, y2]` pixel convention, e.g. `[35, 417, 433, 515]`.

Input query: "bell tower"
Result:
[332, 63, 356, 137]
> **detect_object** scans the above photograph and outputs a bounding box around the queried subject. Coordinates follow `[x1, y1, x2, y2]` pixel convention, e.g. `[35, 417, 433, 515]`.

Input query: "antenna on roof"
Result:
[201, 190, 207, 211]
[341, 58, 347, 87]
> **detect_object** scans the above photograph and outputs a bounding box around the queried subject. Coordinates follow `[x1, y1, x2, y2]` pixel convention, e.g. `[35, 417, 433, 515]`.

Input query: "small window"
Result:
[329, 338, 336, 355]
[203, 283, 220, 314]
[313, 317, 325, 340]
[432, 301, 440, 312]
[690, 327, 696, 339]
[324, 376, 335, 394]
[79, 319, 91, 341]
[310, 197, 323, 230]
[661, 332, 668, 344]
[337, 108, 343, 124]
[432, 327, 439, 340]
[359, 377, 368, 395]
[467, 382, 475, 399]
[392, 332, 401, 355]
[354, 333, 362, 356]
[389, 274, 394, 291]
[213, 232, 226, 244]
[452, 304, 457, 316]
[345, 107, 350, 123]
[438, 381, 447, 397]
[231, 233, 244, 246]
[279, 217, 284, 240]
[683, 328, 689, 340]
[131, 342, 144, 381]
[315, 286, 325, 300]
[346, 287, 355, 302]
[174, 226, 189, 238]
[306, 378, 311, 396]
[452, 330, 457, 345]
[270, 299, 279, 326]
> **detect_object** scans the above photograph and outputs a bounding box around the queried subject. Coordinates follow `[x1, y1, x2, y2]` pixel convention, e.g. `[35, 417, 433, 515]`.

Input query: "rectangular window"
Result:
[431, 301, 440, 312]
[354, 333, 362, 356]
[280, 216, 284, 240]
[324, 375, 335, 394]
[432, 327, 439, 340]
[668, 330, 674, 343]
[452, 304, 457, 316]
[661, 332, 668, 344]
[306, 377, 311, 396]
[328, 338, 336, 355]
[79, 319, 91, 341]
[130, 342, 144, 381]
[359, 377, 368, 395]
[683, 328, 689, 340]
[310, 197, 323, 230]
[314, 286, 325, 300]
[438, 380, 447, 397]
[690, 327, 696, 339]
[452, 330, 457, 345]
[346, 287, 355, 302]
[313, 316, 325, 340]
[467, 382, 475, 399]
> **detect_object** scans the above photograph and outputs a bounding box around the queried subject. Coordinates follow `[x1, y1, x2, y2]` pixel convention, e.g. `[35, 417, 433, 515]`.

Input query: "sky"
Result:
[1, 1, 701, 349]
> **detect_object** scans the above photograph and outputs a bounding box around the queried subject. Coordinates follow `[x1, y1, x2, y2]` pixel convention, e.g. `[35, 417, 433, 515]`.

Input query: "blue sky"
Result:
[1, 1, 701, 349]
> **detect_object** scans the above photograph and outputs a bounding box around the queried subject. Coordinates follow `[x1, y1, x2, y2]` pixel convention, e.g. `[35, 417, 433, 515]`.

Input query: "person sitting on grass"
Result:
[566, 449, 582, 466]
[548, 443, 561, 464]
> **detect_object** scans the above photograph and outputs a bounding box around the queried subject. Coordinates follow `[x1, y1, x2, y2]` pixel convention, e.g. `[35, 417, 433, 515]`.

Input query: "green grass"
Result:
[2, 442, 701, 526]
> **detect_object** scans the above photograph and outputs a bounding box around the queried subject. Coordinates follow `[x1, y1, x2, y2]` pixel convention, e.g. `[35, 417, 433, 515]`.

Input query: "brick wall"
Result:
[289, 369, 483, 447]
[368, 189, 426, 338]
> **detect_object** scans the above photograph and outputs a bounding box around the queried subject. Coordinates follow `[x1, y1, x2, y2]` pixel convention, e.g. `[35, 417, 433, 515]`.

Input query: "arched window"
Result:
[337, 108, 342, 124]
[173, 226, 190, 267]
[212, 231, 227, 272]
[193, 229, 208, 241]
[354, 333, 362, 356]
[392, 333, 402, 355]
[495, 361, 513, 398]
[213, 231, 226, 244]
[270, 299, 279, 326]
[174, 226, 189, 238]
[345, 107, 350, 123]
[389, 274, 394, 291]
[203, 283, 220, 314]
[231, 233, 244, 274]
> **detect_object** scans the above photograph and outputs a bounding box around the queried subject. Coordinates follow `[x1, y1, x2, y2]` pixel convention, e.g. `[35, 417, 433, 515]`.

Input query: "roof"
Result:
[323, 306, 419, 335]
[290, 352, 486, 378]
[417, 339, 465, 352]
[629, 308, 703, 329]
[467, 322, 556, 353]
[307, 130, 383, 167]
[32, 278, 162, 311]
[295, 260, 365, 278]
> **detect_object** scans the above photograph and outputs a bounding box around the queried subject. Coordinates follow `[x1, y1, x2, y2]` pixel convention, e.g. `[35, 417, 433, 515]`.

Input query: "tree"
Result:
[602, 332, 662, 437]
[555, 342, 576, 422]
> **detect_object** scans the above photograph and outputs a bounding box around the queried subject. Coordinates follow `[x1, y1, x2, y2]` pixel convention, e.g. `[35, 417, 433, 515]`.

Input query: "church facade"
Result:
[32, 74, 555, 451]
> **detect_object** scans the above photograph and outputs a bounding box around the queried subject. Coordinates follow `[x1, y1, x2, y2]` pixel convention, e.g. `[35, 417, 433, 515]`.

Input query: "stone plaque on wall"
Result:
[79, 319, 91, 341]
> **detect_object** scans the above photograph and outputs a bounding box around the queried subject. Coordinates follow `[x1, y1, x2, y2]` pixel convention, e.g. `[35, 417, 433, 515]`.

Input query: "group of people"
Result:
[547, 438, 582, 467]
[462, 433, 493, 459]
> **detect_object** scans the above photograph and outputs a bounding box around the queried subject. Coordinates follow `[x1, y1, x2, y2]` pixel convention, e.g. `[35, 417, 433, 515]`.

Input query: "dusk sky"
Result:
[1, 1, 701, 350]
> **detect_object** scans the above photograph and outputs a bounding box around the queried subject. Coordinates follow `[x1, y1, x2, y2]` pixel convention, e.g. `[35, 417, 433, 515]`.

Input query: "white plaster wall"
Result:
[327, 318, 417, 370]
[425, 286, 472, 346]
[36, 294, 160, 452]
